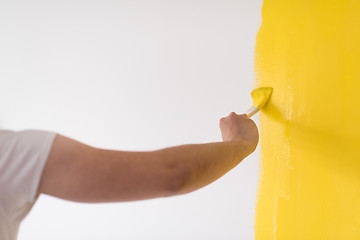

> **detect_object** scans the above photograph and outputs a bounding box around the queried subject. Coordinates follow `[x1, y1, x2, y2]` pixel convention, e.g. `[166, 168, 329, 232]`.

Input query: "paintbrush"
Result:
[246, 87, 273, 118]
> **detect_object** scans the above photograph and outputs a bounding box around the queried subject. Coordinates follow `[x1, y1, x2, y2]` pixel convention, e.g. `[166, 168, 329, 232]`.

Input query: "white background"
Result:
[0, 0, 263, 239]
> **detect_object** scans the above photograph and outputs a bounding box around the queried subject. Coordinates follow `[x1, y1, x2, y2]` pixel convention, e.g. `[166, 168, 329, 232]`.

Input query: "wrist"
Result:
[233, 138, 258, 155]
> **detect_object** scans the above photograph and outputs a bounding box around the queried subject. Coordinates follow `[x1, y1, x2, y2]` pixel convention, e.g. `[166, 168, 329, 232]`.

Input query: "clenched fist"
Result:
[219, 112, 259, 152]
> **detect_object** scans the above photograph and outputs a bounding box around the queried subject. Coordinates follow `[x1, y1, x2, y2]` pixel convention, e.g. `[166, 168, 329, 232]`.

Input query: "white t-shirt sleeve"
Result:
[0, 129, 56, 208]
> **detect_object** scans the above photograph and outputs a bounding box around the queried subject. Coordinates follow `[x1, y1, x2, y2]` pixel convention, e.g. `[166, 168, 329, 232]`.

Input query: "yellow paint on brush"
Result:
[254, 0, 360, 239]
[251, 87, 273, 108]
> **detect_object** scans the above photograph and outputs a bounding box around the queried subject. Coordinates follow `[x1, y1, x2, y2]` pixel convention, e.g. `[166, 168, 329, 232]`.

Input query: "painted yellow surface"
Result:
[254, 0, 360, 239]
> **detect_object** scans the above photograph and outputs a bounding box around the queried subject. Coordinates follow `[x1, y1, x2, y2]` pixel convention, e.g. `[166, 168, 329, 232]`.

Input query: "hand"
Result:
[219, 112, 259, 151]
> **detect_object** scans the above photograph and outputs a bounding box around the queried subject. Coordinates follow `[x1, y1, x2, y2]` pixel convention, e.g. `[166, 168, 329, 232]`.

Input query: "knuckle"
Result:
[228, 112, 237, 118]
[219, 117, 225, 125]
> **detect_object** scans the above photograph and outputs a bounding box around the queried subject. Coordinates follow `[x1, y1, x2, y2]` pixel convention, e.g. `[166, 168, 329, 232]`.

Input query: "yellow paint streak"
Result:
[254, 0, 360, 239]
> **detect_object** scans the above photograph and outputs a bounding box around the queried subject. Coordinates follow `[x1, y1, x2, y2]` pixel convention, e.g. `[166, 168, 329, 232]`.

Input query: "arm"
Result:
[38, 112, 258, 203]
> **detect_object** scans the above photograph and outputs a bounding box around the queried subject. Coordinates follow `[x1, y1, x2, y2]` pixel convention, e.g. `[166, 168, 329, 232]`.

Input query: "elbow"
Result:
[162, 162, 191, 197]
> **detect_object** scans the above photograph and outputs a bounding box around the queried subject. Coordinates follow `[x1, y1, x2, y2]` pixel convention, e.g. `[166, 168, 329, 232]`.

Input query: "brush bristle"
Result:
[251, 87, 273, 109]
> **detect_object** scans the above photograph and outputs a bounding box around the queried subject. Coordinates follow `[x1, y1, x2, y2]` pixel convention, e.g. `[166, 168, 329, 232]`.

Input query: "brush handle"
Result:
[245, 106, 259, 118]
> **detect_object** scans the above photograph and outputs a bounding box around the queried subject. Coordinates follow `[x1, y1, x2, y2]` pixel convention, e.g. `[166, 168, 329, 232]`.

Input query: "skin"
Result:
[38, 112, 259, 203]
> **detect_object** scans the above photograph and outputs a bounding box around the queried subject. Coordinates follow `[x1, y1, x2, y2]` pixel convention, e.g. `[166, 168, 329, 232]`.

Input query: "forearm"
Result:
[81, 140, 253, 202]
[153, 139, 254, 195]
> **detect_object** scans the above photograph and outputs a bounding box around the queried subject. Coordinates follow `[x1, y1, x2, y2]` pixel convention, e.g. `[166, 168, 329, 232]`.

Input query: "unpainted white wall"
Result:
[0, 1, 262, 239]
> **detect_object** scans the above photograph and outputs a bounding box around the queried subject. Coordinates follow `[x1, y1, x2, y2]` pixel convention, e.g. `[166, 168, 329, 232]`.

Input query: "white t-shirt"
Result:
[0, 129, 56, 240]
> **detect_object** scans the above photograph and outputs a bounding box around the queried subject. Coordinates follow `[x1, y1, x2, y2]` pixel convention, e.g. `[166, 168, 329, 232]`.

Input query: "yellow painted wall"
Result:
[254, 0, 360, 239]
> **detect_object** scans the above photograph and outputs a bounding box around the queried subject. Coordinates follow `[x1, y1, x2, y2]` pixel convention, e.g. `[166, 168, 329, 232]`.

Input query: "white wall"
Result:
[0, 0, 263, 239]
